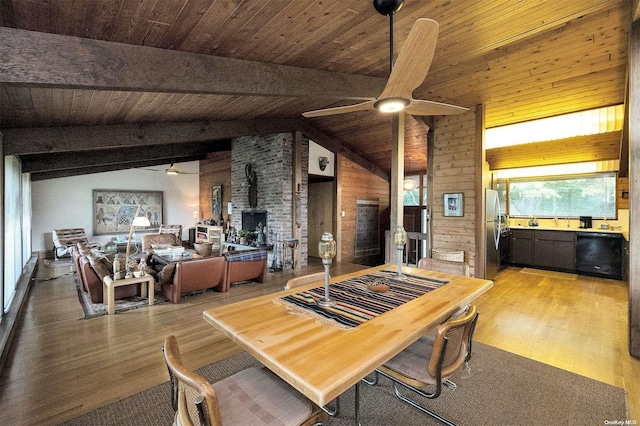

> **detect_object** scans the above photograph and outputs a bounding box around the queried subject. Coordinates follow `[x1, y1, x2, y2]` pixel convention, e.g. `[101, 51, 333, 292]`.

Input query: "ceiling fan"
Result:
[139, 144, 201, 175]
[302, 0, 467, 118]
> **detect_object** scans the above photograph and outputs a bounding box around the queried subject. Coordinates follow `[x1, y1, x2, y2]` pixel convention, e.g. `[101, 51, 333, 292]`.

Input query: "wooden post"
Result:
[390, 112, 405, 264]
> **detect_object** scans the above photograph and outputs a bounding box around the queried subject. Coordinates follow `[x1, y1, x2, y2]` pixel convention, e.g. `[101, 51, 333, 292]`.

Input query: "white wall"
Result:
[31, 161, 200, 252]
[308, 140, 335, 176]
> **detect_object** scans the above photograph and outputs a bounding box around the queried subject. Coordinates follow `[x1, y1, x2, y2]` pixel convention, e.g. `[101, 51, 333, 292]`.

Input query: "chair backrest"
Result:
[163, 335, 222, 426]
[284, 272, 325, 290]
[429, 304, 478, 379]
[418, 257, 470, 277]
[159, 224, 183, 243]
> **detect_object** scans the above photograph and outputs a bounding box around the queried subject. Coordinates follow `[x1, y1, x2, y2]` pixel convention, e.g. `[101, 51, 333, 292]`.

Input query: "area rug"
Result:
[60, 342, 628, 425]
[75, 283, 168, 318]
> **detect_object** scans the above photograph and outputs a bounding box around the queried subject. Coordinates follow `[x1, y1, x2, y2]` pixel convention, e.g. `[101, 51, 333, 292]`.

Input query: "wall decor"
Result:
[443, 193, 464, 217]
[211, 185, 222, 220]
[93, 190, 163, 235]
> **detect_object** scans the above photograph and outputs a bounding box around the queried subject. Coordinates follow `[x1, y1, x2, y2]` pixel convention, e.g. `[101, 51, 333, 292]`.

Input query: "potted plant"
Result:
[237, 229, 248, 245]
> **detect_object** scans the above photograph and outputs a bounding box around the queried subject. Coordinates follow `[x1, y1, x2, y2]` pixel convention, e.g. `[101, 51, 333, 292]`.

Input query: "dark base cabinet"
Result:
[534, 231, 575, 271]
[510, 228, 624, 280]
[511, 229, 533, 265]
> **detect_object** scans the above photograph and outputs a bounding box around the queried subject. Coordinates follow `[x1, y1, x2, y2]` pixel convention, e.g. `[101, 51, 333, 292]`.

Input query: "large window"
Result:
[506, 173, 616, 219]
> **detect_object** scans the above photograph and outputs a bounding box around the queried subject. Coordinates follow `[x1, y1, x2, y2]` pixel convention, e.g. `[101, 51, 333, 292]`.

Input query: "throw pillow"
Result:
[88, 254, 111, 280]
[157, 262, 177, 285]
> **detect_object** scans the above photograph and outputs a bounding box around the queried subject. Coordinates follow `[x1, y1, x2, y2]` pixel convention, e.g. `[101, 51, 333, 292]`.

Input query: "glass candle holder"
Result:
[394, 226, 407, 279]
[318, 232, 337, 307]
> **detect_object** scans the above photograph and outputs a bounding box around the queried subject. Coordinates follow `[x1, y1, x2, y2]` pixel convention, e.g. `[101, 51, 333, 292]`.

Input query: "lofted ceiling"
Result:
[0, 0, 633, 180]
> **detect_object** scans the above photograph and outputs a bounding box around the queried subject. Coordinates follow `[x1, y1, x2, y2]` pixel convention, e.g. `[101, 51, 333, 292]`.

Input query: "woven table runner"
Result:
[280, 270, 448, 328]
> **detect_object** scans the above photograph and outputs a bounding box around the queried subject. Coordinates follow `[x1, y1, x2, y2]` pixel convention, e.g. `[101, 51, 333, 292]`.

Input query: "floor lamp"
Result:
[126, 205, 151, 259]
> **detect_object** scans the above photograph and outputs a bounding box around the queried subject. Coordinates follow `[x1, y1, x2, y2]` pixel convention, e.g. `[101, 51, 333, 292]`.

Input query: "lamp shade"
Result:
[132, 216, 150, 227]
[403, 177, 417, 190]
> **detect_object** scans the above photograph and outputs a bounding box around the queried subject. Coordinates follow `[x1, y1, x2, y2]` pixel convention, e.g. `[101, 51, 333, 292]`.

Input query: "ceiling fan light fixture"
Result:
[375, 97, 410, 113]
[166, 164, 179, 175]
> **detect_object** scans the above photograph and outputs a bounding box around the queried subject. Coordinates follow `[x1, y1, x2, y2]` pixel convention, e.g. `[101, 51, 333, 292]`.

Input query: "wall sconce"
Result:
[318, 156, 329, 171]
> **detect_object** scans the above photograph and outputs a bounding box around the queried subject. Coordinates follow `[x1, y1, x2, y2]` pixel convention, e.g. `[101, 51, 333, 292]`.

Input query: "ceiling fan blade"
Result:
[379, 18, 439, 101]
[302, 100, 376, 118]
[405, 99, 468, 116]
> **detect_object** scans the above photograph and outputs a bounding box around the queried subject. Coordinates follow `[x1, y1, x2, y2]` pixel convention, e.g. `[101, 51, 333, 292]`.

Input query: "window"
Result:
[505, 173, 616, 219]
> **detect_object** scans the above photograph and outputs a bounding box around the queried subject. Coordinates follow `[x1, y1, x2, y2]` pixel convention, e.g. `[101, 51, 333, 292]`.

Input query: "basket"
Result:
[431, 248, 464, 262]
[194, 242, 213, 257]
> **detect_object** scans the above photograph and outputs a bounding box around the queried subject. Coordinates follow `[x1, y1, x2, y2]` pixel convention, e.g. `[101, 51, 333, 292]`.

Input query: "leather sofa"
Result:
[223, 250, 268, 291]
[73, 243, 140, 304]
[160, 256, 227, 303]
[158, 250, 268, 302]
[141, 233, 182, 264]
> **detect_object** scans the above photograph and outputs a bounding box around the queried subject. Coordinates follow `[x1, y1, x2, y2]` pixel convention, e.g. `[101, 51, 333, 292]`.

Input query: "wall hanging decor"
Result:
[93, 189, 163, 235]
[443, 192, 464, 217]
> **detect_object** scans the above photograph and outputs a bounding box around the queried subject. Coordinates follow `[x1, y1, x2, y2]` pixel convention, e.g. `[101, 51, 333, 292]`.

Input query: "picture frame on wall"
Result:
[211, 185, 222, 220]
[93, 189, 163, 235]
[443, 193, 464, 217]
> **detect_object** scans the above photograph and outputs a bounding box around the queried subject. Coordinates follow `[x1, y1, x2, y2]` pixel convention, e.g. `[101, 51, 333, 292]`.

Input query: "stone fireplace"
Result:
[230, 133, 309, 267]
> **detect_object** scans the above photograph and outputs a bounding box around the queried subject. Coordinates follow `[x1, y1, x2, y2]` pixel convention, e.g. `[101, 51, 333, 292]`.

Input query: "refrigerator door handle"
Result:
[493, 194, 501, 250]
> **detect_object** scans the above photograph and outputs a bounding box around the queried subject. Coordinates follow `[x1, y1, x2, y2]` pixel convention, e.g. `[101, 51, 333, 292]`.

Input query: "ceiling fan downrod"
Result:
[373, 0, 405, 74]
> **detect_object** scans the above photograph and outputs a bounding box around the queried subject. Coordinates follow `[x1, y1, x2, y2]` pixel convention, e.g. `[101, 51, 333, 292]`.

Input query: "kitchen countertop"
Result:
[509, 225, 628, 240]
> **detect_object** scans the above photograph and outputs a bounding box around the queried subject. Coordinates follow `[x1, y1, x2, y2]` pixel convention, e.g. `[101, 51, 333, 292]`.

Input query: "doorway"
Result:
[308, 179, 334, 259]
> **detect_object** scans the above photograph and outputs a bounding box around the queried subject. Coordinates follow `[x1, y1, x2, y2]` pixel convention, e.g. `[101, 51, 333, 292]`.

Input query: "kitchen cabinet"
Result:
[533, 230, 575, 271]
[511, 229, 533, 265]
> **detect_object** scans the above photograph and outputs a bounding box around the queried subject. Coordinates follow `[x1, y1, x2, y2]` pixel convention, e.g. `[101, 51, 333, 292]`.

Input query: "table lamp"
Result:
[394, 225, 407, 279]
[126, 205, 151, 259]
[318, 232, 337, 307]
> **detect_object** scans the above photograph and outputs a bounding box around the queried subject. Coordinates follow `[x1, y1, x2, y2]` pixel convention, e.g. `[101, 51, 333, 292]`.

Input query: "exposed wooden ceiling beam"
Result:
[0, 27, 385, 99]
[7, 117, 383, 184]
[29, 156, 206, 181]
[4, 119, 299, 155]
[21, 141, 225, 173]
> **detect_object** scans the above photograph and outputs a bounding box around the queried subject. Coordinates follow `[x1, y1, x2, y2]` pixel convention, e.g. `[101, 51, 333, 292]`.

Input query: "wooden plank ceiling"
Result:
[0, 0, 632, 180]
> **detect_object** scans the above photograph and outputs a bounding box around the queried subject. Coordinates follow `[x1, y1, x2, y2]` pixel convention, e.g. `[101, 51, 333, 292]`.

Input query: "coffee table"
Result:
[102, 274, 155, 315]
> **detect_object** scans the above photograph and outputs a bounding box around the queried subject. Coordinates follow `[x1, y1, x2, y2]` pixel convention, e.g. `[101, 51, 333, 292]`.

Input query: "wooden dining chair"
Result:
[163, 335, 328, 426]
[418, 257, 470, 277]
[365, 305, 478, 426]
[284, 271, 325, 290]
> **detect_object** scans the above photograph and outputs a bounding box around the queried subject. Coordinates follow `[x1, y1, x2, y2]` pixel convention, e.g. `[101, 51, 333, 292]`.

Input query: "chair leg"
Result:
[392, 381, 456, 426]
[444, 379, 457, 390]
[321, 396, 340, 416]
[361, 371, 379, 386]
[376, 368, 455, 426]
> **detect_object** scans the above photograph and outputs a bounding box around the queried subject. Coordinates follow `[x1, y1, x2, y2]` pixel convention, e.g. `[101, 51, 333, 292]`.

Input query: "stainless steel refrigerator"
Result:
[485, 188, 501, 279]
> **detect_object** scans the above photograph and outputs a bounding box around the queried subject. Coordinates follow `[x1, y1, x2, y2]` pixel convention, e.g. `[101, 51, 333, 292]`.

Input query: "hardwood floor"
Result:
[0, 261, 637, 425]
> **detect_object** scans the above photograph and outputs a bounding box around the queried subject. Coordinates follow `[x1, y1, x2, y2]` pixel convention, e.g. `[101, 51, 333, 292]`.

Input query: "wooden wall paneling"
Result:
[618, 177, 630, 210]
[199, 151, 231, 223]
[486, 132, 623, 170]
[432, 109, 479, 276]
[337, 155, 390, 264]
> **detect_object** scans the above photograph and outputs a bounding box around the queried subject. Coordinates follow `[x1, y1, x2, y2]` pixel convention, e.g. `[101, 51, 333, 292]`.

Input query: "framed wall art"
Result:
[443, 192, 464, 217]
[211, 185, 222, 220]
[93, 189, 163, 235]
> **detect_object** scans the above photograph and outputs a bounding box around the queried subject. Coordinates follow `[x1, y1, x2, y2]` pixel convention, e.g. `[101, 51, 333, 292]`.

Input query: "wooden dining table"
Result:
[202, 264, 493, 422]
